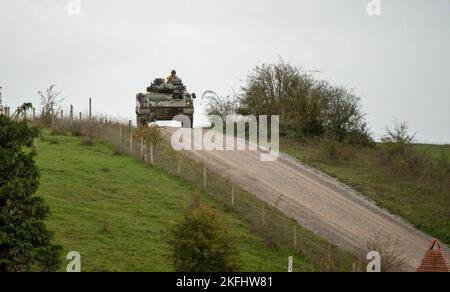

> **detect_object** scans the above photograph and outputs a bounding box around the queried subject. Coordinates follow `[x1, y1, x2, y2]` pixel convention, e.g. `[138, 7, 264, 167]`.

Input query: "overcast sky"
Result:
[1, 0, 449, 143]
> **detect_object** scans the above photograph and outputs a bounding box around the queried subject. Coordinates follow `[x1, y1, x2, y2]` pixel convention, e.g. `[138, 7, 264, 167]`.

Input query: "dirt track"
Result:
[165, 128, 448, 271]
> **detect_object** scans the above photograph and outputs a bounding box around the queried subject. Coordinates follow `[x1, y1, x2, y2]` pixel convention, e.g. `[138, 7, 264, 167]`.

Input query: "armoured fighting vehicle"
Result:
[136, 78, 196, 127]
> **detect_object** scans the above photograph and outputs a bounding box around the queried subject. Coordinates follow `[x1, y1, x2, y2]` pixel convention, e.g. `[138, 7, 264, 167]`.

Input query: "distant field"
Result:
[35, 132, 307, 272]
[282, 139, 450, 246]
[414, 144, 450, 162]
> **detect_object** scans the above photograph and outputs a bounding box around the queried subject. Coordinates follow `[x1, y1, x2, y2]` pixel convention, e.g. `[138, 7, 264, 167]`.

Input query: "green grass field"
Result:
[281, 139, 450, 246]
[414, 144, 450, 163]
[35, 132, 309, 272]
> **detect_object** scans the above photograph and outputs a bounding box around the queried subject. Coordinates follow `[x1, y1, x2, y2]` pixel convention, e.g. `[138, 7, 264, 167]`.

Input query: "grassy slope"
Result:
[415, 144, 450, 162]
[282, 139, 450, 245]
[35, 132, 305, 272]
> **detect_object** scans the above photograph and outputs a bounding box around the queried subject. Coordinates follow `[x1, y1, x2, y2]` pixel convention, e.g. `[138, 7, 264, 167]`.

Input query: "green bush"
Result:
[439, 147, 450, 173]
[71, 128, 83, 137]
[133, 125, 162, 146]
[377, 143, 427, 177]
[319, 139, 340, 162]
[0, 115, 62, 272]
[50, 128, 68, 136]
[81, 137, 95, 147]
[378, 120, 430, 177]
[169, 206, 241, 272]
[239, 59, 373, 145]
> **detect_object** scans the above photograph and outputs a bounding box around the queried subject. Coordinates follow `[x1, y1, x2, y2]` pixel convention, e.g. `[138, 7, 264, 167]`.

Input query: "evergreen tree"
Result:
[0, 115, 61, 272]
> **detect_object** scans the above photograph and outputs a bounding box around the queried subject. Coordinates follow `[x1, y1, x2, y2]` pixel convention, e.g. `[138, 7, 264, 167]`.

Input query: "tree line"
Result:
[207, 59, 373, 146]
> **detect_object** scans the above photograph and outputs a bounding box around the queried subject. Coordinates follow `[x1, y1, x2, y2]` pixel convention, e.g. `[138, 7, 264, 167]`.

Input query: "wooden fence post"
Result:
[129, 133, 133, 154]
[177, 156, 182, 175]
[293, 225, 298, 249]
[150, 142, 154, 165]
[79, 112, 82, 135]
[140, 138, 144, 160]
[119, 126, 123, 145]
[231, 185, 235, 207]
[262, 205, 266, 226]
[328, 244, 332, 271]
[99, 118, 103, 137]
[143, 142, 148, 163]
[70, 105, 73, 126]
[203, 166, 207, 191]
[89, 97, 92, 120]
[128, 120, 133, 153]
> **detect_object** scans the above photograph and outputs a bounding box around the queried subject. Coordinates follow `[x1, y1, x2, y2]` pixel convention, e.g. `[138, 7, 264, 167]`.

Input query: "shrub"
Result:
[80, 121, 98, 139]
[12, 103, 33, 120]
[204, 91, 240, 122]
[169, 206, 241, 272]
[240, 59, 326, 137]
[81, 137, 95, 147]
[38, 85, 64, 127]
[0, 115, 62, 272]
[71, 128, 83, 137]
[50, 128, 68, 136]
[49, 138, 60, 145]
[239, 59, 373, 145]
[381, 120, 416, 145]
[133, 125, 162, 146]
[366, 232, 407, 272]
[260, 220, 280, 250]
[379, 120, 427, 177]
[319, 139, 340, 162]
[113, 145, 126, 156]
[324, 86, 372, 145]
[439, 146, 450, 173]
[190, 192, 203, 209]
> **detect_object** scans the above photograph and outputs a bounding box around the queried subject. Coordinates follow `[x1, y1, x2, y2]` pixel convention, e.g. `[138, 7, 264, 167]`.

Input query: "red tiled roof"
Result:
[417, 240, 450, 272]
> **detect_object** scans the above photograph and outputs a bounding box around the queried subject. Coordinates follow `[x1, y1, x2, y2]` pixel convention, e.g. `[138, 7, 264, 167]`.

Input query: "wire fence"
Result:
[19, 106, 364, 272]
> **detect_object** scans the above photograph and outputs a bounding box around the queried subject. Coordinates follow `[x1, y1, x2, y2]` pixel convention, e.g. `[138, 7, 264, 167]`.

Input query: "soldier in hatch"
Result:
[167, 70, 179, 83]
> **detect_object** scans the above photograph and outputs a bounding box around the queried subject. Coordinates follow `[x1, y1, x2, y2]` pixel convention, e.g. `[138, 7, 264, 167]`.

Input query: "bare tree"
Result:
[203, 90, 240, 122]
[38, 85, 64, 126]
[366, 232, 407, 272]
[382, 120, 416, 145]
